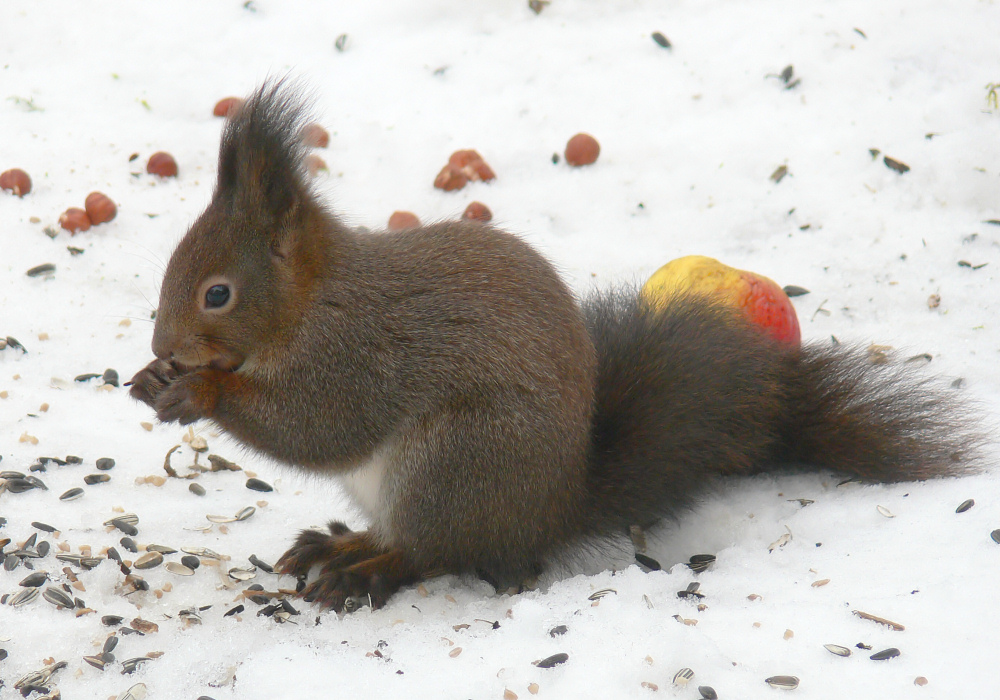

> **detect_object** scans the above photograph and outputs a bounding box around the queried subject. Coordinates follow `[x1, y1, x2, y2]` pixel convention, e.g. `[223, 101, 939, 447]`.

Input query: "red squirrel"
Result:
[129, 82, 983, 611]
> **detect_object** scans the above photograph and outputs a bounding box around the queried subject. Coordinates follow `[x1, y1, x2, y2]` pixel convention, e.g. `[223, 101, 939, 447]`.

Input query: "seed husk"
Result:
[765, 675, 799, 689]
[824, 644, 852, 657]
[876, 505, 895, 518]
[587, 588, 616, 601]
[245, 477, 273, 492]
[134, 552, 163, 570]
[956, 499, 974, 513]
[224, 604, 245, 617]
[535, 652, 568, 668]
[118, 682, 148, 700]
[870, 647, 900, 661]
[549, 625, 568, 637]
[60, 487, 84, 501]
[182, 546, 222, 559]
[673, 668, 694, 685]
[235, 506, 256, 522]
[42, 585, 75, 608]
[122, 656, 152, 674]
[165, 561, 195, 576]
[853, 609, 905, 631]
[228, 566, 257, 581]
[207, 514, 236, 524]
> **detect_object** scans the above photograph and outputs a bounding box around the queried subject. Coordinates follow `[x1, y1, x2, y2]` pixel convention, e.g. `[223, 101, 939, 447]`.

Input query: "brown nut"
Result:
[213, 97, 243, 117]
[304, 154, 328, 176]
[434, 164, 469, 192]
[387, 211, 421, 231]
[565, 133, 600, 166]
[0, 168, 32, 197]
[448, 150, 496, 182]
[59, 208, 92, 234]
[147, 152, 178, 178]
[300, 123, 330, 148]
[84, 192, 117, 225]
[462, 201, 492, 222]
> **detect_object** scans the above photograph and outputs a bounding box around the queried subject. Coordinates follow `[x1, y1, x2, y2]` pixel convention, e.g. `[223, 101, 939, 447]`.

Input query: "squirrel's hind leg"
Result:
[275, 522, 420, 611]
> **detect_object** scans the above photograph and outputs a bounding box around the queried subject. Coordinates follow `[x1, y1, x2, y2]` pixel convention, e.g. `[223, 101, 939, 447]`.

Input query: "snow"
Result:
[1, 0, 999, 698]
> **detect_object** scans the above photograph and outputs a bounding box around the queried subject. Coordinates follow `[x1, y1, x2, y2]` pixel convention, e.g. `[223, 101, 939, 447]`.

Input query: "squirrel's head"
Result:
[151, 81, 333, 373]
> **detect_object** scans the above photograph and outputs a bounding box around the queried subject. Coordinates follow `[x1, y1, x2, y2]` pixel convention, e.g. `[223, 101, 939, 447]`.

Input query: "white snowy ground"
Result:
[2, 0, 999, 698]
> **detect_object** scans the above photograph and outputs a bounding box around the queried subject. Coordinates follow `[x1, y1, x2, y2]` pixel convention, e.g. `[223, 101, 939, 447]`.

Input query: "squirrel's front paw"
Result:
[154, 369, 222, 425]
[127, 358, 180, 408]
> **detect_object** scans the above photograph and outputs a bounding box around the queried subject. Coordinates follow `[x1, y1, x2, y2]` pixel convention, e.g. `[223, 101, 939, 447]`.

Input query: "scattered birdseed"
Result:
[765, 675, 799, 689]
[956, 499, 974, 513]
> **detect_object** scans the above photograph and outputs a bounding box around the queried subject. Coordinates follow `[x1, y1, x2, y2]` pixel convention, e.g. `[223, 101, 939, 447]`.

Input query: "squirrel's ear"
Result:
[216, 81, 309, 222]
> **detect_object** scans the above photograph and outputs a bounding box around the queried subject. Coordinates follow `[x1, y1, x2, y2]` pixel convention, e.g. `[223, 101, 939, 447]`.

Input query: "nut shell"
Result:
[59, 208, 92, 234]
[147, 152, 178, 178]
[304, 154, 328, 176]
[462, 201, 492, 222]
[387, 211, 421, 231]
[213, 97, 243, 117]
[434, 164, 469, 192]
[565, 133, 600, 166]
[0, 168, 32, 197]
[85, 192, 117, 225]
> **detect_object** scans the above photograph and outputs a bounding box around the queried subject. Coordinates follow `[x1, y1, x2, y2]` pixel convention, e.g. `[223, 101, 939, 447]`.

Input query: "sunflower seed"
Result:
[7, 587, 39, 606]
[765, 675, 799, 689]
[673, 668, 694, 685]
[32, 522, 57, 533]
[635, 552, 661, 571]
[19, 571, 48, 587]
[188, 483, 206, 496]
[84, 473, 110, 485]
[5, 478, 38, 493]
[884, 156, 910, 174]
[105, 513, 139, 527]
[248, 554, 273, 573]
[104, 635, 119, 654]
[134, 552, 163, 570]
[84, 654, 108, 670]
[111, 519, 138, 536]
[42, 586, 75, 609]
[549, 625, 568, 637]
[699, 686, 718, 700]
[224, 604, 245, 617]
[96, 457, 116, 470]
[26, 263, 56, 277]
[102, 615, 124, 626]
[782, 285, 810, 297]
[60, 487, 84, 501]
[870, 647, 900, 661]
[120, 537, 138, 553]
[146, 544, 177, 555]
[36, 540, 50, 557]
[651, 32, 671, 49]
[235, 506, 256, 521]
[956, 499, 974, 513]
[245, 478, 272, 492]
[991, 529, 1000, 545]
[102, 368, 120, 387]
[180, 554, 201, 569]
[687, 554, 716, 572]
[535, 652, 568, 668]
[14, 660, 67, 689]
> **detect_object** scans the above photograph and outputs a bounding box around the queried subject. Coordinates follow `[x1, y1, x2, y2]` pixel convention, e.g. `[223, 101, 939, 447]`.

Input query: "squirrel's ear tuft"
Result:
[216, 79, 312, 220]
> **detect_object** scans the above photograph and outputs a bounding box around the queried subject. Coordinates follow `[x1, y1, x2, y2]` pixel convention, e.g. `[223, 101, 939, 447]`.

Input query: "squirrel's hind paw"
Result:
[276, 523, 420, 612]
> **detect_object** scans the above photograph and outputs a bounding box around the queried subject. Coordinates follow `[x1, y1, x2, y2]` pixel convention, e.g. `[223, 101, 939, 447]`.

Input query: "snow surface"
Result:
[2, 1, 999, 698]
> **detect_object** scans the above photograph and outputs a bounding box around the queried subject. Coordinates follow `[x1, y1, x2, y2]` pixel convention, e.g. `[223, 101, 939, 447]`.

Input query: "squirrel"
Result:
[129, 82, 985, 611]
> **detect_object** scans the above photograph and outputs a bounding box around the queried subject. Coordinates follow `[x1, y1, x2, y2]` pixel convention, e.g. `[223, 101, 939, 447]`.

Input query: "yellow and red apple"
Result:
[641, 255, 801, 346]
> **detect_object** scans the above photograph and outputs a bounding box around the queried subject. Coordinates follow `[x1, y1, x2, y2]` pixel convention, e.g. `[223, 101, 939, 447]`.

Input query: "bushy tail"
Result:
[581, 287, 984, 536]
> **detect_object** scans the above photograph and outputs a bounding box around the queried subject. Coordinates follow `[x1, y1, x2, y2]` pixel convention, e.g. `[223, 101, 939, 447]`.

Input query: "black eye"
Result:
[205, 284, 231, 309]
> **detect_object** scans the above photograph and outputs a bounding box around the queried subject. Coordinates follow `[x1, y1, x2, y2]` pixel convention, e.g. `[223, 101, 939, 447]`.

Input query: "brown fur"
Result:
[129, 82, 985, 611]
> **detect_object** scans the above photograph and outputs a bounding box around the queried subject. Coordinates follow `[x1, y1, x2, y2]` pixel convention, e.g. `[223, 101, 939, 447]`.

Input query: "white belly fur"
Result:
[338, 452, 387, 521]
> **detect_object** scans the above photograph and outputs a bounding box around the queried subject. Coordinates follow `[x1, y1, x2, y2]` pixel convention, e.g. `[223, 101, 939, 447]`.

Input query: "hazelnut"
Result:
[0, 168, 32, 197]
[434, 164, 469, 192]
[387, 211, 421, 231]
[147, 152, 178, 178]
[304, 154, 328, 176]
[565, 133, 600, 166]
[213, 97, 243, 117]
[462, 201, 492, 223]
[59, 208, 92, 234]
[300, 123, 330, 148]
[85, 192, 117, 225]
[448, 150, 496, 182]
[448, 149, 484, 169]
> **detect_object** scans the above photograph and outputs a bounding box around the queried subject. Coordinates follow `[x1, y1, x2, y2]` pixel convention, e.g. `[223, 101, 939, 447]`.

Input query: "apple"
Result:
[641, 255, 801, 346]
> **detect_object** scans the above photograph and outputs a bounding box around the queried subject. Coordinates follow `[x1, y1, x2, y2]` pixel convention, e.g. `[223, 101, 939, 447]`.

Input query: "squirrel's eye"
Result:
[204, 284, 231, 309]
